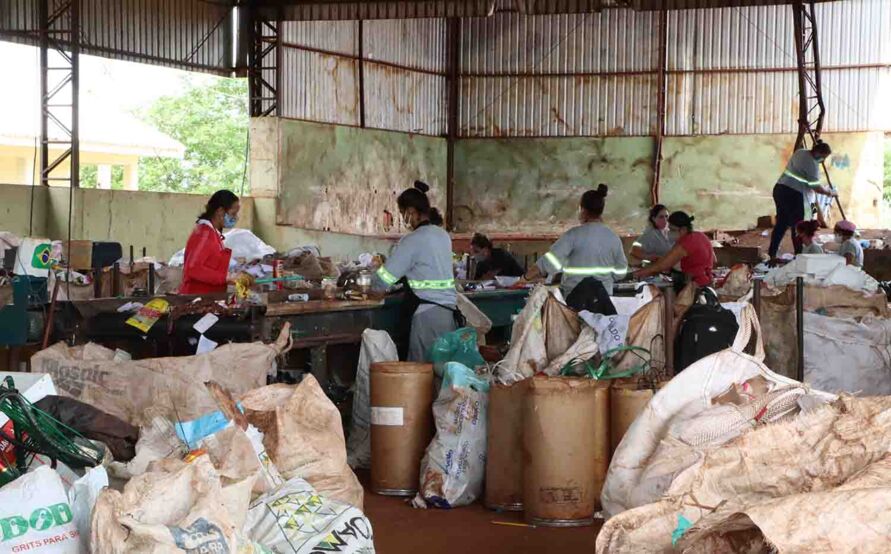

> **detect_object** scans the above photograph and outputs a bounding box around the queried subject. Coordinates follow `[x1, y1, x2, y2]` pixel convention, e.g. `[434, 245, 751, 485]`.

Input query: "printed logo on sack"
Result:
[309, 518, 373, 554]
[539, 487, 582, 505]
[40, 360, 114, 398]
[0, 503, 73, 542]
[265, 492, 373, 553]
[168, 518, 229, 554]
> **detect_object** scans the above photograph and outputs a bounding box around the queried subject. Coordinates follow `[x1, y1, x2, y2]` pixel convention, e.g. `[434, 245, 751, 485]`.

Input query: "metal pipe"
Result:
[796, 277, 805, 382]
[42, 276, 61, 349]
[148, 263, 155, 296]
[112, 262, 120, 297]
[357, 20, 366, 128]
[663, 284, 675, 376]
[650, 8, 668, 206]
[445, 17, 460, 231]
[752, 277, 762, 321]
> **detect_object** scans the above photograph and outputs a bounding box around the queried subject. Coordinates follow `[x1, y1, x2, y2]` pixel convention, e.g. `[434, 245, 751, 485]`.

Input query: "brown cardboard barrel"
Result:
[523, 376, 610, 527]
[609, 383, 662, 454]
[370, 362, 434, 496]
[484, 378, 528, 511]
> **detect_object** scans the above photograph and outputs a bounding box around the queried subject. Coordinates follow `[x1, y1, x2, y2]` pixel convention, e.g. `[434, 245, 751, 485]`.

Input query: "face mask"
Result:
[223, 213, 237, 229]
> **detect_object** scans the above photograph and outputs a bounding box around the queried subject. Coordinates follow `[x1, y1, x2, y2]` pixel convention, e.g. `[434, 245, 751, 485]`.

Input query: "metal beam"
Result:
[40, 0, 79, 190]
[445, 17, 460, 231]
[247, 8, 279, 117]
[650, 7, 668, 206]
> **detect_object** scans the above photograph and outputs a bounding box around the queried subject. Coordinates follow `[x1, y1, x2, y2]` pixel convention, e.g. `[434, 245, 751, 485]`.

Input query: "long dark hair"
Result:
[199, 190, 238, 221]
[397, 181, 443, 226]
[648, 204, 668, 227]
[471, 233, 493, 250]
[795, 219, 820, 238]
[580, 184, 608, 218]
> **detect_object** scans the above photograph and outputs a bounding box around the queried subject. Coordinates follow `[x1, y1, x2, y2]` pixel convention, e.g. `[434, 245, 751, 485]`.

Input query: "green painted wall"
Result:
[276, 119, 447, 235]
[453, 137, 654, 235]
[453, 132, 884, 235]
[44, 188, 254, 261]
[0, 183, 48, 237]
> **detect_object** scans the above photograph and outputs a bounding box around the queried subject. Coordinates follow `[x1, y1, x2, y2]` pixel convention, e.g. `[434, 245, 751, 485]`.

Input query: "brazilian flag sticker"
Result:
[31, 243, 52, 269]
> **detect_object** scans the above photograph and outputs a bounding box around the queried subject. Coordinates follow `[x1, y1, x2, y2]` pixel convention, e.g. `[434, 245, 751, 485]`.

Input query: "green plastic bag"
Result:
[430, 327, 486, 378]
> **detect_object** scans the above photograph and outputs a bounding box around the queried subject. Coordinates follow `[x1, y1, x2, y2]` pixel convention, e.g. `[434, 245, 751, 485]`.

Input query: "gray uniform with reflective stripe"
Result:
[536, 222, 628, 296]
[373, 224, 457, 307]
[634, 226, 674, 258]
[778, 149, 821, 194]
[838, 238, 863, 267]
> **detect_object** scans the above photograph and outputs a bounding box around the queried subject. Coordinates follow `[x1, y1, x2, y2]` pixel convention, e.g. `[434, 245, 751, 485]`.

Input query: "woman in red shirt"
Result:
[634, 211, 715, 287]
[180, 190, 241, 295]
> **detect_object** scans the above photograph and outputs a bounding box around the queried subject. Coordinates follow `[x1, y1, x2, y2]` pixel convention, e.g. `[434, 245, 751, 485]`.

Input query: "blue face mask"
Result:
[223, 213, 238, 229]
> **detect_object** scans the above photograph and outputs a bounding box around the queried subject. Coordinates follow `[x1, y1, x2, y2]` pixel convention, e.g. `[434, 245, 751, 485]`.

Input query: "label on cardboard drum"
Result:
[371, 407, 404, 426]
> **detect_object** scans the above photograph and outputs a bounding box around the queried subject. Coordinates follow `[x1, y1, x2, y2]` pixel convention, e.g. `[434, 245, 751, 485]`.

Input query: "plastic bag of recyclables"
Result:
[594, 303, 891, 553]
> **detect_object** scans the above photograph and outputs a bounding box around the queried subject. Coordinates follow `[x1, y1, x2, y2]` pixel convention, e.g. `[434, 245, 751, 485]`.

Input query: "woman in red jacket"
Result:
[180, 190, 241, 295]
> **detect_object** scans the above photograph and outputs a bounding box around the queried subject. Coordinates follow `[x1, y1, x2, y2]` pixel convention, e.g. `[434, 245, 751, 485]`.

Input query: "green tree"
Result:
[136, 77, 248, 195]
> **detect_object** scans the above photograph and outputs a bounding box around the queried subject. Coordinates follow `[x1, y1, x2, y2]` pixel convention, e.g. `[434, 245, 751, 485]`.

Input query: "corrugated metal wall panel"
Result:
[460, 74, 656, 136]
[279, 47, 359, 125]
[816, 0, 891, 66]
[365, 65, 447, 133]
[364, 19, 447, 72]
[461, 11, 659, 74]
[280, 20, 358, 55]
[821, 67, 890, 132]
[0, 0, 38, 43]
[263, 1, 494, 21]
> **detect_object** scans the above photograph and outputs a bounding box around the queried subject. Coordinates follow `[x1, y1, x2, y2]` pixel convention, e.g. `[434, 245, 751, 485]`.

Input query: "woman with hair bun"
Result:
[634, 210, 715, 287]
[372, 181, 459, 361]
[795, 220, 824, 254]
[522, 184, 627, 297]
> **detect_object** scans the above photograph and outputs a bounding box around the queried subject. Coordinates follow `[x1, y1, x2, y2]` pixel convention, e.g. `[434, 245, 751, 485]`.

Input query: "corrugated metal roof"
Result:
[256, 1, 495, 21]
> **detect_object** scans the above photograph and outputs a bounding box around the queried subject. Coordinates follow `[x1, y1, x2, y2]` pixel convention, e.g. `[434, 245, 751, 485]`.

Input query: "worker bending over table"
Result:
[373, 181, 461, 362]
[522, 184, 627, 300]
[180, 190, 244, 295]
[469, 233, 524, 281]
[634, 211, 715, 289]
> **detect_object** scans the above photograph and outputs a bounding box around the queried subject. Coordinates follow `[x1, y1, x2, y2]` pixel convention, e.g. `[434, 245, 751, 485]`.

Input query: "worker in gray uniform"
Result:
[522, 184, 627, 302]
[373, 182, 462, 362]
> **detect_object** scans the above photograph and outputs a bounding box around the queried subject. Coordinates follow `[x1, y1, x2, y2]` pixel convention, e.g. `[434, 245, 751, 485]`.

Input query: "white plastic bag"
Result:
[244, 476, 375, 554]
[580, 312, 631, 354]
[0, 466, 81, 553]
[347, 330, 398, 470]
[223, 229, 275, 262]
[69, 466, 108, 553]
[413, 363, 489, 509]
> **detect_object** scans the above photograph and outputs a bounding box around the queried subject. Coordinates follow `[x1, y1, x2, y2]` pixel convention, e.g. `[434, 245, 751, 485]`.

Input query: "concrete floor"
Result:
[361, 483, 601, 554]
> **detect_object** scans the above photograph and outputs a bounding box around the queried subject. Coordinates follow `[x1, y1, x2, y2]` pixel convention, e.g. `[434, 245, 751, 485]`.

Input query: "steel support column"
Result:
[792, 0, 845, 220]
[247, 9, 279, 117]
[39, 0, 79, 189]
[445, 17, 460, 231]
[650, 8, 668, 206]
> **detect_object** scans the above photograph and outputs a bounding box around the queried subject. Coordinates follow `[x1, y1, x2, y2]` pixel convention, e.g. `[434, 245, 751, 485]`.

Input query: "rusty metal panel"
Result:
[365, 65, 447, 134]
[79, 0, 233, 74]
[279, 46, 360, 125]
[280, 20, 358, 55]
[364, 19, 447, 72]
[821, 67, 891, 132]
[461, 73, 656, 136]
[462, 10, 659, 74]
[261, 1, 494, 21]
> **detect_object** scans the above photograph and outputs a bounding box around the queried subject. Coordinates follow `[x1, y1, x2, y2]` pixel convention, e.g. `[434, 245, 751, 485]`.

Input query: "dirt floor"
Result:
[361, 480, 602, 554]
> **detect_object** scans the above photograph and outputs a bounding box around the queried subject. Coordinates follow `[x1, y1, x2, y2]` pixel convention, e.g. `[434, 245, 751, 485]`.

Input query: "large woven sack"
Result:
[611, 289, 665, 374]
[456, 292, 493, 338]
[601, 304, 778, 518]
[804, 312, 891, 395]
[240, 376, 364, 509]
[347, 329, 399, 470]
[30, 325, 290, 426]
[91, 455, 257, 553]
[598, 396, 891, 554]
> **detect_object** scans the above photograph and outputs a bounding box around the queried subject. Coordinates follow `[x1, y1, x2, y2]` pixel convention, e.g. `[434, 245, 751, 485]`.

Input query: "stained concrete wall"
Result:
[44, 188, 254, 261]
[454, 132, 884, 235]
[0, 183, 48, 238]
[275, 119, 447, 235]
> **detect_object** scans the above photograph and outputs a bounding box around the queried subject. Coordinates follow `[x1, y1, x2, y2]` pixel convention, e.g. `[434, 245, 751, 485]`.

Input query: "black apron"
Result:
[393, 222, 466, 359]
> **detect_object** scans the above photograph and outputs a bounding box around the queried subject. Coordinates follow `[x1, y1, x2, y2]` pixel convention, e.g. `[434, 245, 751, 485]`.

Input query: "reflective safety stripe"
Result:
[407, 279, 455, 290]
[563, 266, 628, 276]
[376, 266, 398, 286]
[631, 241, 643, 248]
[543, 251, 563, 271]
[783, 170, 820, 187]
